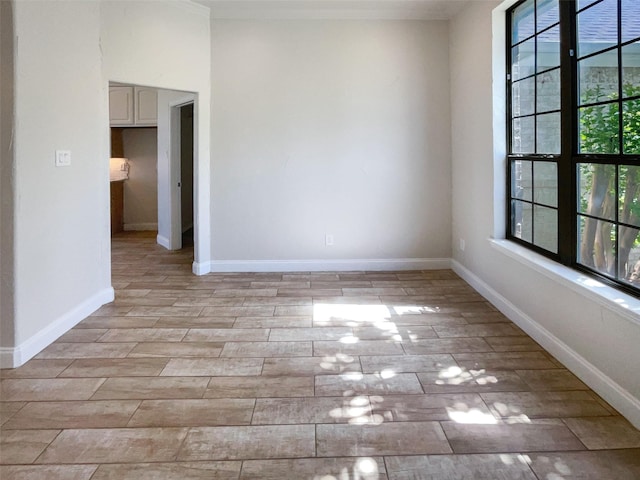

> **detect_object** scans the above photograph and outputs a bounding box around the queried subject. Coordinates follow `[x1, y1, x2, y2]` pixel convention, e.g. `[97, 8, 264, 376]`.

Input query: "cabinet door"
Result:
[134, 87, 158, 126]
[109, 86, 134, 126]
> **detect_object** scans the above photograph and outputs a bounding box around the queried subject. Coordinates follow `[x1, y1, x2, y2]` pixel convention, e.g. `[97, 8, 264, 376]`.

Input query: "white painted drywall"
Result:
[0, 0, 16, 351]
[1, 0, 212, 367]
[100, 0, 211, 264]
[450, 0, 640, 425]
[156, 89, 197, 250]
[10, 0, 111, 351]
[210, 19, 452, 261]
[122, 128, 158, 230]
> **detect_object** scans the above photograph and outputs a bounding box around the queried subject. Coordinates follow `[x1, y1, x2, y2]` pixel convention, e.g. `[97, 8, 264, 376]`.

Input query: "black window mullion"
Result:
[507, 10, 514, 242]
[557, 0, 576, 265]
[507, 0, 640, 296]
[615, 0, 623, 278]
[615, 166, 620, 277]
[617, 0, 624, 155]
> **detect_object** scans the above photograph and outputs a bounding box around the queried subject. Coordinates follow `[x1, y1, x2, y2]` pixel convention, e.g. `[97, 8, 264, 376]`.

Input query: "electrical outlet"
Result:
[325, 234, 334, 246]
[55, 150, 71, 167]
[459, 238, 466, 251]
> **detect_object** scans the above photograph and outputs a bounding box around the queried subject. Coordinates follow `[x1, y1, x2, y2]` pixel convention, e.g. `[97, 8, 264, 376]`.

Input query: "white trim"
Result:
[169, 96, 196, 109]
[124, 223, 158, 231]
[0, 288, 115, 369]
[157, 234, 170, 249]
[452, 259, 640, 429]
[491, 3, 509, 239]
[490, 239, 640, 326]
[193, 260, 210, 275]
[202, 258, 451, 273]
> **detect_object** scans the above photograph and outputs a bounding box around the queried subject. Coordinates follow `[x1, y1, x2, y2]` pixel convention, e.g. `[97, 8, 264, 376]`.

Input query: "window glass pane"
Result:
[537, 69, 561, 113]
[578, 49, 619, 105]
[512, 200, 533, 242]
[512, 0, 535, 45]
[622, 42, 640, 96]
[619, 165, 640, 228]
[512, 116, 535, 153]
[512, 159, 533, 201]
[534, 161, 558, 206]
[536, 112, 561, 153]
[537, 0, 559, 32]
[513, 77, 536, 117]
[579, 103, 620, 154]
[622, 0, 640, 42]
[623, 99, 640, 154]
[577, 0, 599, 11]
[512, 39, 536, 81]
[577, 163, 616, 220]
[619, 225, 640, 285]
[578, 216, 616, 276]
[537, 25, 560, 72]
[534, 205, 558, 252]
[577, 0, 618, 58]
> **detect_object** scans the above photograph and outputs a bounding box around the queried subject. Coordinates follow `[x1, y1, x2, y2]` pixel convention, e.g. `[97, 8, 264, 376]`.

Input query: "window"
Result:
[507, 0, 640, 294]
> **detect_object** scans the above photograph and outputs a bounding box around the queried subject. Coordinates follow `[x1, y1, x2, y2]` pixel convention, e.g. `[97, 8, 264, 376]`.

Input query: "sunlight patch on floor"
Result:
[319, 354, 357, 372]
[447, 407, 498, 424]
[312, 457, 381, 480]
[313, 304, 392, 327]
[393, 305, 440, 315]
[435, 367, 498, 386]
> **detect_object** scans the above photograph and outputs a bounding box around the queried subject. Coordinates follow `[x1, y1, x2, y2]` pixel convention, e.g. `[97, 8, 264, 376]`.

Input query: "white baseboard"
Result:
[124, 223, 158, 231]
[0, 287, 115, 369]
[200, 258, 451, 274]
[157, 234, 170, 249]
[192, 260, 211, 275]
[452, 259, 640, 429]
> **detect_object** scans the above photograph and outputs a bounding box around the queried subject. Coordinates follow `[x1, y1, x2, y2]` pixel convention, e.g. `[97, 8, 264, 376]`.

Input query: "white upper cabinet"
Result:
[134, 87, 158, 126]
[109, 86, 134, 126]
[109, 86, 157, 127]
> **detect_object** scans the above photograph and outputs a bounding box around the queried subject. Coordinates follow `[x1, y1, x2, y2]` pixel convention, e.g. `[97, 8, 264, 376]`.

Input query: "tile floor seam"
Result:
[437, 419, 456, 454]
[123, 400, 144, 428]
[248, 397, 258, 425]
[30, 429, 64, 465]
[56, 360, 77, 378]
[3, 233, 638, 475]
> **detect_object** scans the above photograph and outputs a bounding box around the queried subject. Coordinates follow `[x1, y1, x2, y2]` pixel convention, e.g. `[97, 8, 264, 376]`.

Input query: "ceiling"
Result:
[191, 0, 472, 20]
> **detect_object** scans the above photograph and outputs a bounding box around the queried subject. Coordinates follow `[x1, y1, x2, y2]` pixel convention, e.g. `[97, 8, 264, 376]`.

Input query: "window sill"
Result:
[489, 239, 640, 327]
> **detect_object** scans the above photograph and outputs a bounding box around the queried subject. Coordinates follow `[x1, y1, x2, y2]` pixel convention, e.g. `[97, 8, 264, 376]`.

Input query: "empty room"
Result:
[1, 0, 639, 478]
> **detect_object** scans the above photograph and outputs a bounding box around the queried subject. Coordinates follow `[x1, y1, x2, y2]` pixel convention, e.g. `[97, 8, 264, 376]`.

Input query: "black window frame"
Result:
[506, 0, 640, 297]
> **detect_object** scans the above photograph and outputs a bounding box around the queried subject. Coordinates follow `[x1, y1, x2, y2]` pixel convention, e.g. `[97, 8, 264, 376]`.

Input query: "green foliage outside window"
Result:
[579, 83, 640, 284]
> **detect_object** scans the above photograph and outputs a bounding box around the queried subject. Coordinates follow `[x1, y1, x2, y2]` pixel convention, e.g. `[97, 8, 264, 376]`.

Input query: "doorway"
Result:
[179, 103, 194, 249]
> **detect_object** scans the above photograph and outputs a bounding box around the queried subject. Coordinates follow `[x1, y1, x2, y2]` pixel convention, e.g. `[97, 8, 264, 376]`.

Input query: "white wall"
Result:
[122, 128, 158, 230]
[156, 89, 197, 250]
[210, 20, 452, 266]
[3, 0, 113, 366]
[100, 0, 211, 266]
[0, 0, 16, 351]
[450, 1, 640, 427]
[1, 0, 211, 367]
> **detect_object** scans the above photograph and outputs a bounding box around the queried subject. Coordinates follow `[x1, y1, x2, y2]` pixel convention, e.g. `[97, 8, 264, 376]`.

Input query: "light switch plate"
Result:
[55, 150, 71, 167]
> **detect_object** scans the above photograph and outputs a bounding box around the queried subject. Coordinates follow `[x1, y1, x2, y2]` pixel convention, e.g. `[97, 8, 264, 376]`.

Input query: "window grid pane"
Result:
[574, 0, 640, 290]
[508, 0, 640, 296]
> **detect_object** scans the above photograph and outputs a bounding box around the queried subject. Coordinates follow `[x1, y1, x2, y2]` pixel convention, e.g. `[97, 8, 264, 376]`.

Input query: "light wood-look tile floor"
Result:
[1, 232, 640, 479]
